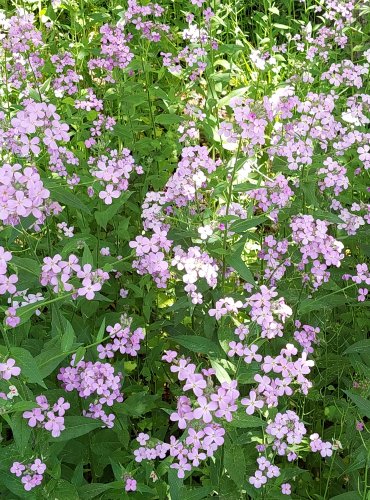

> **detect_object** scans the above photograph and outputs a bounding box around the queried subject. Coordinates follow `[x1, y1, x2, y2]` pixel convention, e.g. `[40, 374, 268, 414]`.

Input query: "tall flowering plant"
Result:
[0, 0, 368, 498]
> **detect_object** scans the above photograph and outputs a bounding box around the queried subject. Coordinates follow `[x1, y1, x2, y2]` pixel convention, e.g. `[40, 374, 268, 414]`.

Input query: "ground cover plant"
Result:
[0, 0, 369, 498]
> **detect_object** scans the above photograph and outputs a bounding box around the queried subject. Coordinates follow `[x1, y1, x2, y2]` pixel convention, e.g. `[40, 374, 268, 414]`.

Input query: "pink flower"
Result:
[249, 470, 267, 488]
[281, 483, 291, 495]
[0, 358, 21, 380]
[10, 462, 26, 477]
[170, 461, 191, 479]
[30, 459, 46, 474]
[241, 391, 264, 415]
[193, 396, 218, 423]
[23, 408, 45, 427]
[77, 280, 102, 300]
[99, 184, 120, 204]
[125, 477, 137, 491]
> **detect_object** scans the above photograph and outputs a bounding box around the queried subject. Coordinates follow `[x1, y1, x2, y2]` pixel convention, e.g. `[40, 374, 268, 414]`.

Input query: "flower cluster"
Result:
[172, 246, 219, 304]
[134, 353, 239, 478]
[97, 317, 145, 359]
[10, 459, 46, 491]
[343, 263, 370, 301]
[0, 246, 18, 296]
[249, 174, 294, 220]
[310, 433, 333, 457]
[249, 456, 280, 488]
[321, 60, 367, 88]
[294, 321, 320, 354]
[0, 164, 56, 228]
[75, 88, 104, 112]
[124, 0, 169, 42]
[208, 297, 244, 320]
[89, 149, 141, 204]
[50, 51, 81, 97]
[130, 228, 172, 288]
[124, 475, 137, 492]
[3, 100, 71, 159]
[40, 253, 109, 300]
[0, 11, 44, 90]
[318, 157, 349, 195]
[245, 285, 292, 339]
[258, 236, 291, 284]
[58, 357, 123, 428]
[88, 24, 134, 82]
[291, 215, 344, 288]
[219, 97, 269, 155]
[161, 46, 208, 82]
[267, 410, 306, 455]
[23, 396, 70, 437]
[165, 146, 221, 207]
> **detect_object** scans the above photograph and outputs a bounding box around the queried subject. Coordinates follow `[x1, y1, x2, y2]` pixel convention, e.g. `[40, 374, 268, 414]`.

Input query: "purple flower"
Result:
[241, 391, 264, 415]
[249, 470, 267, 488]
[23, 407, 45, 427]
[30, 459, 46, 474]
[281, 483, 291, 495]
[193, 396, 218, 423]
[10, 462, 25, 477]
[44, 411, 65, 437]
[137, 432, 150, 445]
[0, 358, 21, 380]
[170, 460, 191, 479]
[77, 280, 102, 300]
[125, 477, 137, 491]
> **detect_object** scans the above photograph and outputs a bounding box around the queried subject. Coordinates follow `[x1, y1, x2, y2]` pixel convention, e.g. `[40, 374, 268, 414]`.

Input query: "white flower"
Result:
[7, 385, 19, 399]
[198, 225, 213, 240]
[250, 50, 266, 70]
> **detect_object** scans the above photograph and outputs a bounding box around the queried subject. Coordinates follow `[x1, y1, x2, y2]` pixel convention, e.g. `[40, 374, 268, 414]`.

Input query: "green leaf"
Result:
[11, 401, 37, 412]
[344, 340, 370, 355]
[61, 321, 75, 352]
[44, 182, 91, 214]
[10, 257, 40, 277]
[95, 200, 122, 230]
[87, 110, 98, 120]
[51, 416, 103, 441]
[217, 87, 248, 107]
[73, 346, 86, 366]
[344, 390, 370, 418]
[9, 413, 32, 454]
[168, 468, 184, 500]
[298, 294, 350, 313]
[51, 480, 79, 499]
[232, 182, 257, 193]
[82, 243, 94, 266]
[210, 360, 231, 383]
[155, 113, 183, 125]
[330, 493, 361, 500]
[230, 216, 267, 233]
[12, 300, 46, 325]
[273, 23, 291, 29]
[224, 438, 245, 486]
[0, 469, 36, 499]
[35, 347, 69, 378]
[115, 392, 159, 417]
[10, 347, 46, 388]
[226, 252, 254, 284]
[227, 410, 266, 428]
[77, 483, 118, 499]
[172, 335, 221, 356]
[96, 318, 106, 343]
[182, 486, 213, 500]
[313, 210, 343, 224]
